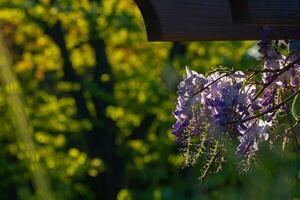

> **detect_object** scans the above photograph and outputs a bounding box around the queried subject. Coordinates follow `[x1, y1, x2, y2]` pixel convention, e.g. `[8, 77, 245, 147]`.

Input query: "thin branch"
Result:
[228, 89, 300, 124]
[248, 68, 286, 73]
[271, 119, 300, 144]
[240, 57, 300, 117]
[285, 110, 300, 152]
[199, 141, 219, 183]
[185, 72, 234, 105]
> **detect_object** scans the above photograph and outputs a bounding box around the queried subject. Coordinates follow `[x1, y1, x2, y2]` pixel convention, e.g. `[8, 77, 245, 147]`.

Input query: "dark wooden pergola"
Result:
[134, 0, 300, 41]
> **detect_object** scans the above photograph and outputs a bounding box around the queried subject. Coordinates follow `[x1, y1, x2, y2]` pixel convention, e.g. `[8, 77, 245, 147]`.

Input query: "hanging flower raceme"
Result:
[171, 37, 300, 177]
[172, 67, 207, 142]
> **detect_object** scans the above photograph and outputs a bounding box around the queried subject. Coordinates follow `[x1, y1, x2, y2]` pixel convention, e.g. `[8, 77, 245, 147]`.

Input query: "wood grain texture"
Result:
[231, 0, 300, 24]
[134, 0, 300, 41]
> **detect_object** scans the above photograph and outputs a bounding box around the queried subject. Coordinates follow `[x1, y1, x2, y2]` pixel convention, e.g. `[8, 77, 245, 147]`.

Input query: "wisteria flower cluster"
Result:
[172, 39, 300, 177]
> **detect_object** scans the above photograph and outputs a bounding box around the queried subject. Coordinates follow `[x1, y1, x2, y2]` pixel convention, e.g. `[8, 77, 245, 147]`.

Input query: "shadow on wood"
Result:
[230, 0, 300, 25]
[134, 0, 300, 41]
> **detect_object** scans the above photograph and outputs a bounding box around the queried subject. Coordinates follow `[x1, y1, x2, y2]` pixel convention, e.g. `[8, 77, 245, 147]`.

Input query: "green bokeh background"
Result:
[0, 0, 299, 199]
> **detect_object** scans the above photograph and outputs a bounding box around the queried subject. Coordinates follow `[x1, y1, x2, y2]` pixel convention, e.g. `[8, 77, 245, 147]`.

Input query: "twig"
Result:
[199, 152, 219, 183]
[284, 109, 300, 153]
[241, 57, 300, 118]
[228, 89, 300, 124]
[185, 72, 234, 106]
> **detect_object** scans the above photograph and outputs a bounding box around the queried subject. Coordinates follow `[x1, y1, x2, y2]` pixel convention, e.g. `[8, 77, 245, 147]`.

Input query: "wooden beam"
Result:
[134, 0, 300, 41]
[134, 0, 162, 41]
[230, 0, 300, 25]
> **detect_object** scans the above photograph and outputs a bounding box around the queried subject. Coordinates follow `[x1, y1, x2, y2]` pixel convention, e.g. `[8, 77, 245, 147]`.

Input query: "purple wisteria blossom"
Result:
[204, 71, 253, 136]
[172, 67, 207, 141]
[172, 67, 270, 165]
[236, 120, 269, 167]
[172, 36, 300, 175]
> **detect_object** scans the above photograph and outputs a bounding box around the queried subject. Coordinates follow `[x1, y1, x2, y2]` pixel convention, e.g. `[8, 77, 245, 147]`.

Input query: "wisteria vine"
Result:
[172, 32, 300, 178]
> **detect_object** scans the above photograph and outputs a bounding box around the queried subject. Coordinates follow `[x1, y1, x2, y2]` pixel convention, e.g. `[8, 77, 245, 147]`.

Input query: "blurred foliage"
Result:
[0, 0, 299, 199]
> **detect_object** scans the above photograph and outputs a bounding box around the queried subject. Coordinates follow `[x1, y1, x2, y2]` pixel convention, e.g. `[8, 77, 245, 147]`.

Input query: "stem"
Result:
[199, 142, 219, 182]
[285, 110, 300, 153]
[272, 118, 300, 144]
[292, 94, 300, 120]
[247, 68, 284, 73]
[196, 72, 233, 96]
[241, 57, 300, 117]
[228, 89, 300, 124]
[185, 72, 233, 106]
